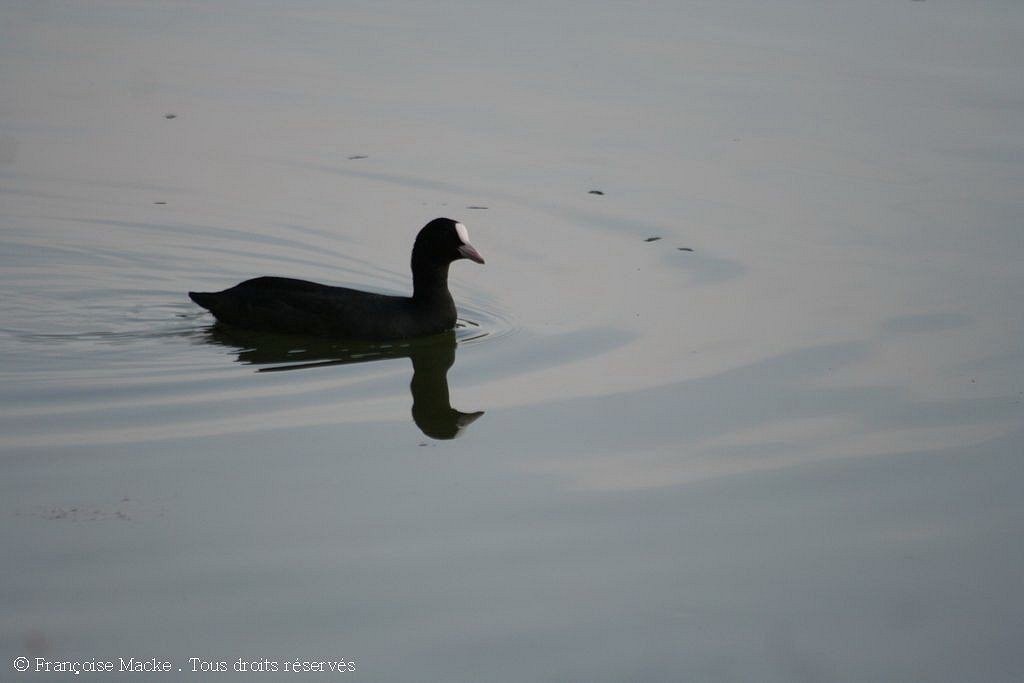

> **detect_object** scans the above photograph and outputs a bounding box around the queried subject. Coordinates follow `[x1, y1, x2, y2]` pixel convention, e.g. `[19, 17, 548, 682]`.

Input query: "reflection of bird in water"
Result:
[202, 327, 483, 440]
[406, 336, 484, 439]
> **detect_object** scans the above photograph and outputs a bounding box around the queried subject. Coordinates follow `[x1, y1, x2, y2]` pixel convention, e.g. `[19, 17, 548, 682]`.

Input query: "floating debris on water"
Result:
[348, 155, 368, 160]
[677, 247, 694, 252]
[153, 201, 167, 205]
[466, 206, 489, 210]
[28, 502, 134, 522]
[644, 237, 661, 242]
[588, 189, 604, 195]
[164, 113, 177, 119]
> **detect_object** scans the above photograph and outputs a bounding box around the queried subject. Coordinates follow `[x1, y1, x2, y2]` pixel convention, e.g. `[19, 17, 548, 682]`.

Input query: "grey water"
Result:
[2, 2, 1023, 681]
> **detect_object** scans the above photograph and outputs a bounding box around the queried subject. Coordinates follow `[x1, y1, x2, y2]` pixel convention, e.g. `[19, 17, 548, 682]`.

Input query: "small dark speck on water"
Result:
[164, 113, 176, 119]
[348, 155, 368, 160]
[677, 247, 694, 252]
[153, 201, 167, 205]
[466, 206, 488, 210]
[589, 190, 604, 195]
[645, 237, 661, 242]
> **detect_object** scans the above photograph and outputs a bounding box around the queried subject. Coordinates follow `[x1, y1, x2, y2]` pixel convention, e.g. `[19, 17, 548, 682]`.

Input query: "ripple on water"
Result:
[0, 276, 516, 450]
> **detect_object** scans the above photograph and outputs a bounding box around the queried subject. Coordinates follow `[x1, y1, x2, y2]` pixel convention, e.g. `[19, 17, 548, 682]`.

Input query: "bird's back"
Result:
[189, 276, 447, 339]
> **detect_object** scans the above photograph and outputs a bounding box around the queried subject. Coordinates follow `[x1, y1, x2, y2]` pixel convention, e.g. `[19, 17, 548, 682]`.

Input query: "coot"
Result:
[189, 217, 484, 340]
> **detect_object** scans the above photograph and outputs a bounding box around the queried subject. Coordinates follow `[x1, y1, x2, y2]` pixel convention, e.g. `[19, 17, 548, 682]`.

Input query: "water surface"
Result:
[2, 2, 1023, 681]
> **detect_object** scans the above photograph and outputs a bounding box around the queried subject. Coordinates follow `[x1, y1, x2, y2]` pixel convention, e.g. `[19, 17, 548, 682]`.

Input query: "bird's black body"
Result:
[188, 218, 484, 340]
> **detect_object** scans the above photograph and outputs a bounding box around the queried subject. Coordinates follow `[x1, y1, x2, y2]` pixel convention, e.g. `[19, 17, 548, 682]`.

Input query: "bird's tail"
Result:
[188, 291, 216, 310]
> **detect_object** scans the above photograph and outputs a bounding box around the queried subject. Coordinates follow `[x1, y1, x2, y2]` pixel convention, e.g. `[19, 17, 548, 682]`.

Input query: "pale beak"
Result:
[458, 242, 485, 264]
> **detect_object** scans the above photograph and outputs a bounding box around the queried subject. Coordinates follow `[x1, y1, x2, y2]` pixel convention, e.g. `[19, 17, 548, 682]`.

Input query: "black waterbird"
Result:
[189, 218, 484, 340]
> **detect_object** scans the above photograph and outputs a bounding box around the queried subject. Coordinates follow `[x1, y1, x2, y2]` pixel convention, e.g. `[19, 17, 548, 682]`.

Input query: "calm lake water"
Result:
[2, 2, 1023, 681]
